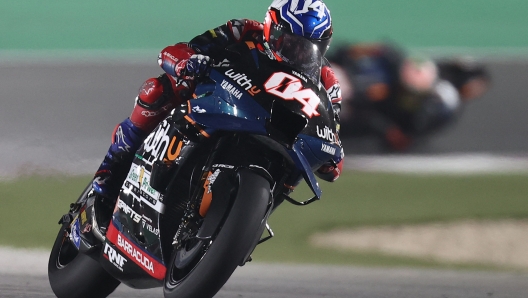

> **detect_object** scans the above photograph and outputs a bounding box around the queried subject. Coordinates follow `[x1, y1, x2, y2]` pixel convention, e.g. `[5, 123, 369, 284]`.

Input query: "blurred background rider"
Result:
[328, 42, 491, 152]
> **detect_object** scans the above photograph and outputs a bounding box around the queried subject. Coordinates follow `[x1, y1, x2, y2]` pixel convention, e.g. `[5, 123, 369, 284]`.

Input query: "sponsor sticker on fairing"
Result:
[224, 69, 261, 96]
[103, 242, 127, 271]
[106, 224, 166, 280]
[117, 234, 154, 274]
[321, 143, 336, 155]
[117, 199, 142, 223]
[70, 218, 81, 249]
[316, 125, 336, 142]
[142, 219, 160, 236]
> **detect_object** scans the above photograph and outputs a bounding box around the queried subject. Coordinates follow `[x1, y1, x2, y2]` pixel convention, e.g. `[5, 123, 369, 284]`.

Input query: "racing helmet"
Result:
[263, 0, 333, 62]
[399, 56, 438, 94]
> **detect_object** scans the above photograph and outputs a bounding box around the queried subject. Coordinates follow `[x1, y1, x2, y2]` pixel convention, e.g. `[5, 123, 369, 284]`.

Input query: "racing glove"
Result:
[316, 149, 344, 182]
[183, 54, 212, 79]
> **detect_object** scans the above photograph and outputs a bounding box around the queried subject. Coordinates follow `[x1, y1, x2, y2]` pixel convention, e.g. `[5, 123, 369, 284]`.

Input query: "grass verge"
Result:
[1, 171, 528, 269]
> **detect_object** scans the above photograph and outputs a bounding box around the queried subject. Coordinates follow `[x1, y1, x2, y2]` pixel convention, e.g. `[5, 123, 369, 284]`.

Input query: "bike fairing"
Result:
[100, 42, 341, 286]
[49, 1, 343, 296]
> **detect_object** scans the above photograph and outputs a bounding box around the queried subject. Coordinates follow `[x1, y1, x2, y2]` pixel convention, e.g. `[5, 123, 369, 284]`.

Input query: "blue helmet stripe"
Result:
[311, 17, 330, 38]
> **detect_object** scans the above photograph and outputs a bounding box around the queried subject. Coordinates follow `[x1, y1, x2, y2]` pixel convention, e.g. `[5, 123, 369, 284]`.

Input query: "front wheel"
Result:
[164, 169, 271, 298]
[48, 183, 121, 298]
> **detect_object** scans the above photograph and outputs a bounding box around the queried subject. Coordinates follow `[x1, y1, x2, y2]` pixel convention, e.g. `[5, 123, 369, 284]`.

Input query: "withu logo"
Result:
[316, 125, 335, 142]
[224, 69, 261, 96]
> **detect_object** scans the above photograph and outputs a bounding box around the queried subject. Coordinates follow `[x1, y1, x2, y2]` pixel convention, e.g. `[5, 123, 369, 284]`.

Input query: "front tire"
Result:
[164, 169, 271, 298]
[48, 183, 121, 298]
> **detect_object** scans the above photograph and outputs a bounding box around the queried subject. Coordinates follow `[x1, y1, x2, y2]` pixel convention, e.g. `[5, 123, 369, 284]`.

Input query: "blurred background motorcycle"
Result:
[327, 42, 491, 153]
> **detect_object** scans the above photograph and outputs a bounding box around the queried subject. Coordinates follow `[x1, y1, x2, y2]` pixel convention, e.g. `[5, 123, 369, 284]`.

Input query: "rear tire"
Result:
[48, 183, 121, 298]
[163, 169, 271, 298]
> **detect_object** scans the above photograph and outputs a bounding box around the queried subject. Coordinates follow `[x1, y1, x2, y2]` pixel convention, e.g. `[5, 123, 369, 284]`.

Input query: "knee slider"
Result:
[136, 74, 175, 110]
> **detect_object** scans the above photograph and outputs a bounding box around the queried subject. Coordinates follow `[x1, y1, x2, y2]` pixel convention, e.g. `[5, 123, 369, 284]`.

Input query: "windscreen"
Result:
[267, 25, 323, 84]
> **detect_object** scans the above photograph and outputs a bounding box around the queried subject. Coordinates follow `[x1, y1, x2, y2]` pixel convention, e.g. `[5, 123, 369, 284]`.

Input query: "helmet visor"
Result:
[268, 25, 323, 84]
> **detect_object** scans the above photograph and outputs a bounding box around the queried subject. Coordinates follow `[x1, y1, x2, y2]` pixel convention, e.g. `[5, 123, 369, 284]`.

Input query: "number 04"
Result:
[264, 72, 320, 118]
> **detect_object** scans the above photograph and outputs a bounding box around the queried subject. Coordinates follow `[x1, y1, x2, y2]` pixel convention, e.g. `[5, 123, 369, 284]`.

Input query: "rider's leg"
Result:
[92, 74, 183, 201]
[92, 118, 148, 199]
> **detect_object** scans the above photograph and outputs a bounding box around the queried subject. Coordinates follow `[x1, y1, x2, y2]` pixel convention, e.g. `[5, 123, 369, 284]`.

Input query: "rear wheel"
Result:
[163, 169, 271, 298]
[48, 183, 121, 298]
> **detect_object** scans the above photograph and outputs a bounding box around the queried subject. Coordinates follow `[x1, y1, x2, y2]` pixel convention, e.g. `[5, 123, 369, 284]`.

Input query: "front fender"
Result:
[290, 140, 322, 199]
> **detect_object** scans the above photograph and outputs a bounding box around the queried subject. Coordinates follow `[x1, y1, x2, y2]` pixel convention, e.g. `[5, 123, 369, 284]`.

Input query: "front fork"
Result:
[58, 184, 106, 254]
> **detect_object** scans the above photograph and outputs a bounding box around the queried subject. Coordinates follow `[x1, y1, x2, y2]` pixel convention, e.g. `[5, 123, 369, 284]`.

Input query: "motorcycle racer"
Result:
[327, 42, 490, 152]
[92, 0, 344, 216]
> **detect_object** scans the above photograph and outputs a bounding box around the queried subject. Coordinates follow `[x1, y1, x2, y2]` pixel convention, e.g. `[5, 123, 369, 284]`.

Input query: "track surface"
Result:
[1, 59, 528, 177]
[3, 263, 528, 298]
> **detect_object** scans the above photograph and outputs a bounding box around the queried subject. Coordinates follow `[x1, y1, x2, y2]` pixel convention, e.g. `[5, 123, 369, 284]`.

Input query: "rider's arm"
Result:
[188, 19, 263, 59]
[157, 19, 263, 82]
[316, 61, 344, 182]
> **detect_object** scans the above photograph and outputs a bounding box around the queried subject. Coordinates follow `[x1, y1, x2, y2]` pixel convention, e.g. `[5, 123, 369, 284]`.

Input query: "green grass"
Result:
[1, 171, 528, 270]
[256, 172, 528, 270]
[0, 175, 91, 248]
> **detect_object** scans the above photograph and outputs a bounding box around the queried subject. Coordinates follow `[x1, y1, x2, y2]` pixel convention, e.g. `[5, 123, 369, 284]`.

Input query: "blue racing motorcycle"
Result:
[48, 37, 341, 298]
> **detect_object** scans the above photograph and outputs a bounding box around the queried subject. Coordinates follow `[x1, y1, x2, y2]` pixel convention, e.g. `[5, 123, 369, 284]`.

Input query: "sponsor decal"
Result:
[162, 51, 178, 63]
[142, 215, 153, 223]
[206, 169, 221, 194]
[117, 199, 142, 223]
[123, 180, 166, 214]
[220, 80, 243, 99]
[321, 143, 336, 155]
[124, 164, 166, 213]
[139, 80, 156, 96]
[212, 58, 231, 68]
[103, 242, 127, 271]
[142, 219, 160, 236]
[212, 163, 235, 169]
[106, 224, 166, 279]
[143, 119, 171, 163]
[141, 119, 186, 166]
[127, 167, 140, 183]
[117, 234, 154, 273]
[70, 218, 81, 249]
[316, 125, 335, 142]
[165, 136, 185, 163]
[140, 170, 159, 199]
[141, 110, 163, 117]
[292, 70, 308, 82]
[192, 106, 206, 113]
[264, 72, 320, 118]
[80, 210, 88, 225]
[224, 69, 261, 96]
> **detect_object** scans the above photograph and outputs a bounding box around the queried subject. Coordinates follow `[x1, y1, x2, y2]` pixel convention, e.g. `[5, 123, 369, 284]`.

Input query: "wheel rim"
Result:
[55, 230, 78, 269]
[166, 238, 208, 289]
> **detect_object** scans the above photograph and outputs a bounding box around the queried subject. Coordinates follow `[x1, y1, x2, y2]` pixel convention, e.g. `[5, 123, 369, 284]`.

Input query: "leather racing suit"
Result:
[93, 18, 345, 201]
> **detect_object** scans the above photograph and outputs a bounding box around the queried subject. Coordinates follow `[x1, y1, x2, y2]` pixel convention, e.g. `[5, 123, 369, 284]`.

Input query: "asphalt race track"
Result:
[2, 59, 528, 297]
[2, 263, 528, 298]
[1, 58, 528, 177]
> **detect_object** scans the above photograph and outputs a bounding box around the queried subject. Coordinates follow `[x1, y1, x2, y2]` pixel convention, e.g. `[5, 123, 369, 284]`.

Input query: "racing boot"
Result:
[92, 118, 147, 225]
